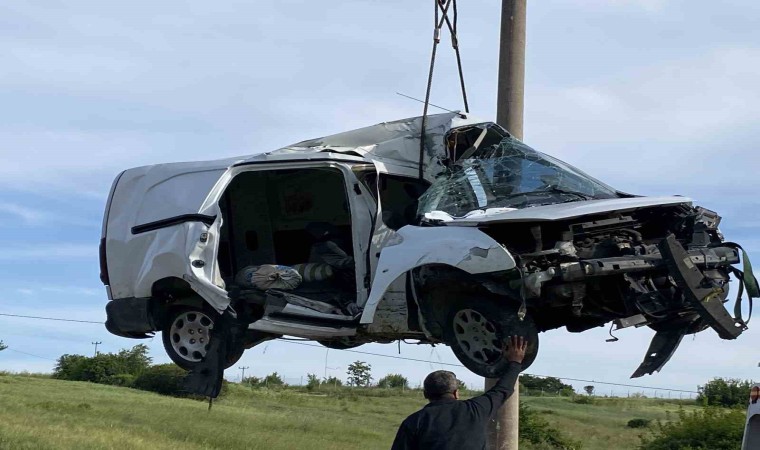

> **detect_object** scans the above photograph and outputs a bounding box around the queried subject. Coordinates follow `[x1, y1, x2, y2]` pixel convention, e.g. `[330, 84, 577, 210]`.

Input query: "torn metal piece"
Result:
[631, 330, 685, 378]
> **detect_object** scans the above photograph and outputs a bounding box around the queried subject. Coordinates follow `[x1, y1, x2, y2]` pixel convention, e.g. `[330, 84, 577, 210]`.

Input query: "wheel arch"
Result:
[150, 277, 211, 328]
[359, 225, 517, 326]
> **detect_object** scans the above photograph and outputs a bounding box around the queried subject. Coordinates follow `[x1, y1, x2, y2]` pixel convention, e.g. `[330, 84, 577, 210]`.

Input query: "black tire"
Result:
[443, 297, 539, 378]
[318, 337, 364, 350]
[161, 306, 244, 371]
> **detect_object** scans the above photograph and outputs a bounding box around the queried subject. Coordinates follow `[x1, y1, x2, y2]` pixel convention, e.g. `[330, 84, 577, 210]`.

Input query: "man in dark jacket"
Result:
[391, 335, 527, 450]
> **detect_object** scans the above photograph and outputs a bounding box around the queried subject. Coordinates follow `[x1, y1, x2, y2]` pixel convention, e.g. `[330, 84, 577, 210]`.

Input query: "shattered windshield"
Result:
[418, 137, 618, 218]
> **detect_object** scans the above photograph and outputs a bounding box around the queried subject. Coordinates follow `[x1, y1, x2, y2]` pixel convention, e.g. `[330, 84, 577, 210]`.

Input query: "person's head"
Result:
[423, 370, 459, 401]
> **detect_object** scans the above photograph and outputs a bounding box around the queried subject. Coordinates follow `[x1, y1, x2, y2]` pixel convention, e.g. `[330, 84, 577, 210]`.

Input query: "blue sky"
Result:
[1, 0, 759, 394]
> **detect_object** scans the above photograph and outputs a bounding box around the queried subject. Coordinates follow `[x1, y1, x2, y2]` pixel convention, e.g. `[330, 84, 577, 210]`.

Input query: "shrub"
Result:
[520, 402, 583, 449]
[521, 375, 575, 396]
[347, 361, 372, 387]
[53, 345, 151, 384]
[306, 373, 321, 391]
[572, 395, 595, 405]
[263, 372, 285, 387]
[628, 418, 652, 428]
[242, 376, 263, 387]
[377, 374, 409, 389]
[639, 407, 745, 450]
[132, 364, 187, 397]
[323, 376, 343, 388]
[104, 373, 135, 387]
[697, 378, 754, 408]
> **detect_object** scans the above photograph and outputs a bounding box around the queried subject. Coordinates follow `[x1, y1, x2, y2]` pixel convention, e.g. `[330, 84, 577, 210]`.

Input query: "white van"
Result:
[100, 112, 757, 380]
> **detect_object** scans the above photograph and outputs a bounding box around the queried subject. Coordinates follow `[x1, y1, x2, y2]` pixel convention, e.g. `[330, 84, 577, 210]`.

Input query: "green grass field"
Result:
[0, 373, 700, 450]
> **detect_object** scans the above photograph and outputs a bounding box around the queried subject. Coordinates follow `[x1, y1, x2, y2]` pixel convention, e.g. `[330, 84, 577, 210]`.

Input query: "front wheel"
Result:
[444, 298, 539, 378]
[161, 306, 244, 371]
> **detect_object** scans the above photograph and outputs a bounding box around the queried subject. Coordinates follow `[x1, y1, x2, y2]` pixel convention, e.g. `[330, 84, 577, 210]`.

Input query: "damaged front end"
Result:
[497, 206, 756, 378]
[419, 135, 759, 377]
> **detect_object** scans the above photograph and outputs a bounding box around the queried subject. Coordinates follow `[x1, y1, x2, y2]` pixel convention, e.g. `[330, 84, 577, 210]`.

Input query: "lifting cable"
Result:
[418, 0, 470, 179]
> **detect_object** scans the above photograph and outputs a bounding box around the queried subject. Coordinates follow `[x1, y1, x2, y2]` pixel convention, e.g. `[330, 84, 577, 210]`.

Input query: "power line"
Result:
[0, 313, 103, 324]
[5, 347, 57, 361]
[276, 340, 699, 394]
[0, 311, 699, 393]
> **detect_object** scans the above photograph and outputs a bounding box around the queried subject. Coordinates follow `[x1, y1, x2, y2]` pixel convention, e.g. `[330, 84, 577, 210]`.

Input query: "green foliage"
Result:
[639, 407, 745, 450]
[521, 375, 575, 396]
[0, 340, 7, 351]
[53, 344, 151, 385]
[627, 418, 652, 428]
[572, 395, 595, 405]
[242, 376, 263, 387]
[697, 378, 754, 408]
[324, 376, 343, 388]
[520, 402, 583, 449]
[377, 374, 408, 389]
[132, 364, 188, 397]
[346, 361, 372, 387]
[264, 372, 285, 387]
[104, 373, 136, 387]
[242, 373, 285, 388]
[584, 385, 595, 396]
[306, 373, 321, 391]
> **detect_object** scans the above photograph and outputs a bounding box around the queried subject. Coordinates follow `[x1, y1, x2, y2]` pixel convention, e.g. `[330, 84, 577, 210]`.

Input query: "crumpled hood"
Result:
[424, 195, 693, 226]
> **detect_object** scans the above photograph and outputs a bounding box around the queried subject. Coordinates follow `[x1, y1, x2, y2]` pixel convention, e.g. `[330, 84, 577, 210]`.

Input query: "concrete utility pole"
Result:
[91, 341, 101, 356]
[488, 1, 527, 450]
[239, 366, 249, 381]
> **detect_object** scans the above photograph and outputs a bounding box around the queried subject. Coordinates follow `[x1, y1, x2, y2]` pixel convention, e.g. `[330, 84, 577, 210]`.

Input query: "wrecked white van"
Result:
[100, 112, 757, 380]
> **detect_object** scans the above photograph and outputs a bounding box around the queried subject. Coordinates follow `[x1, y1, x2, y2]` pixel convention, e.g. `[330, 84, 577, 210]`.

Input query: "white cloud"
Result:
[0, 244, 95, 262]
[7, 286, 101, 297]
[0, 202, 47, 224]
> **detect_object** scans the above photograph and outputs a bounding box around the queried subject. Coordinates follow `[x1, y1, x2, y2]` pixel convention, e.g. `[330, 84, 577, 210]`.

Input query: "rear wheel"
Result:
[161, 306, 244, 371]
[444, 298, 539, 378]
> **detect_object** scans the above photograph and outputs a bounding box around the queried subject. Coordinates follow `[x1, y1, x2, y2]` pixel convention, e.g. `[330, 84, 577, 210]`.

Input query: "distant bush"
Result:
[520, 402, 583, 449]
[697, 377, 754, 408]
[627, 418, 652, 428]
[104, 374, 136, 387]
[323, 376, 343, 388]
[572, 395, 595, 405]
[639, 407, 745, 450]
[132, 364, 187, 397]
[264, 372, 285, 387]
[377, 374, 409, 389]
[521, 374, 575, 396]
[53, 345, 151, 385]
[242, 376, 263, 387]
[242, 372, 286, 388]
[306, 373, 321, 391]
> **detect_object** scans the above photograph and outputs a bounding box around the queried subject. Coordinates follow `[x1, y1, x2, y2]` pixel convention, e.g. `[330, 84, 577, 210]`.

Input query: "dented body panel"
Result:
[360, 226, 515, 324]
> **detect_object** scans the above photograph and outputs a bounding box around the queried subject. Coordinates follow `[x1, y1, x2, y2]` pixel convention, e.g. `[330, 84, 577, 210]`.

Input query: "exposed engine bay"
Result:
[479, 204, 751, 377]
